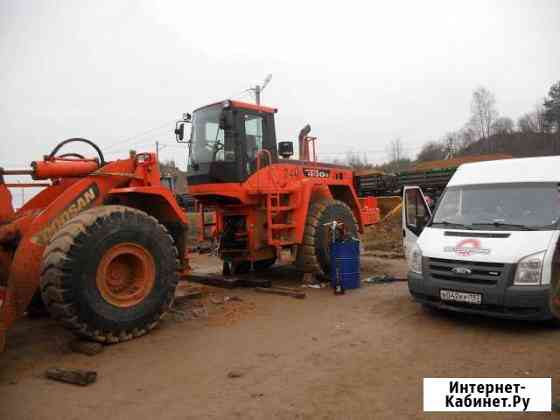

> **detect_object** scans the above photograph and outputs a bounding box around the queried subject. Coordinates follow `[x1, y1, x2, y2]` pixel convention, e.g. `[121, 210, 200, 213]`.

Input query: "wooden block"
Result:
[254, 287, 306, 299]
[45, 367, 97, 386]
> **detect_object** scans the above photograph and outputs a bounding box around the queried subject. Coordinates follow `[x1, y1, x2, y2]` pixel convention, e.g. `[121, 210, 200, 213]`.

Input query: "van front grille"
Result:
[427, 258, 505, 285]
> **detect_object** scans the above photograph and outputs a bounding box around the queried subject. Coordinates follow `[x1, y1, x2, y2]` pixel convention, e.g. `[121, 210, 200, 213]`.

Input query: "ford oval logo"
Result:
[451, 267, 472, 275]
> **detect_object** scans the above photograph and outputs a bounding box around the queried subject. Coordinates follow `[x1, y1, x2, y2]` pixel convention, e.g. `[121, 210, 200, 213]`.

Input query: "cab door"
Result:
[402, 186, 432, 261]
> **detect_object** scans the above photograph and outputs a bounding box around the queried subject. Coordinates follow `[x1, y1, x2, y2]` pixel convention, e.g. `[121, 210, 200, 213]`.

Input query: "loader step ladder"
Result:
[266, 191, 297, 247]
[196, 201, 216, 242]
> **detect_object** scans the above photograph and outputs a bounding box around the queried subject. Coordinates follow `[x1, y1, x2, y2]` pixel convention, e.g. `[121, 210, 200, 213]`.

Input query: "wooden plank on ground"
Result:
[254, 287, 306, 299]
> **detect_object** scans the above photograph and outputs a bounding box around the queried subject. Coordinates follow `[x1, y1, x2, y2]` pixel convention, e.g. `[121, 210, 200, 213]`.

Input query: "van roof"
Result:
[448, 156, 560, 187]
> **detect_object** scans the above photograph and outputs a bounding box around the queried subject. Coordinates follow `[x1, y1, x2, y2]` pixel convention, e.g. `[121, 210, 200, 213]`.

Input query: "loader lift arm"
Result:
[0, 139, 189, 351]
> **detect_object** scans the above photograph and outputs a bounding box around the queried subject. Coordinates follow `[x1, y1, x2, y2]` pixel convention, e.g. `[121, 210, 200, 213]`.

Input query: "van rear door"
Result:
[402, 186, 432, 261]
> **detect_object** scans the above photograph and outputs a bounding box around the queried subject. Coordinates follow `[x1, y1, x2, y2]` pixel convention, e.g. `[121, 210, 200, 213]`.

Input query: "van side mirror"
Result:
[278, 141, 294, 159]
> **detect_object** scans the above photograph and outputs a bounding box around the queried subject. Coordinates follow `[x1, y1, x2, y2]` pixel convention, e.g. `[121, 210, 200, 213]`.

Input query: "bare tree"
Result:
[544, 81, 560, 133]
[517, 114, 534, 133]
[416, 141, 446, 162]
[330, 157, 345, 166]
[345, 151, 372, 169]
[388, 138, 404, 162]
[385, 138, 411, 172]
[517, 103, 546, 133]
[491, 116, 514, 135]
[471, 86, 499, 139]
[442, 131, 461, 158]
[458, 124, 478, 150]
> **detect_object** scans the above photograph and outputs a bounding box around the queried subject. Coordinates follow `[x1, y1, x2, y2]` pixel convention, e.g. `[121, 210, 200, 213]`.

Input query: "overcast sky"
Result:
[1, 0, 559, 176]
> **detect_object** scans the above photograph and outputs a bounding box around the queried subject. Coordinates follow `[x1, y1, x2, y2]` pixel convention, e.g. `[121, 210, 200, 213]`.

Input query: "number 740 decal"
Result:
[303, 168, 330, 178]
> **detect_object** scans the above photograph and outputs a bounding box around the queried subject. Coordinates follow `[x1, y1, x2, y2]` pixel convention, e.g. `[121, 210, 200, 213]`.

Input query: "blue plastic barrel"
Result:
[330, 239, 360, 290]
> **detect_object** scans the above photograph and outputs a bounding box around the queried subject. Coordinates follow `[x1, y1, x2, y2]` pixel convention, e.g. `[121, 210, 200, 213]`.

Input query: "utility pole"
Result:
[156, 141, 159, 161]
[255, 85, 261, 106]
[249, 74, 272, 106]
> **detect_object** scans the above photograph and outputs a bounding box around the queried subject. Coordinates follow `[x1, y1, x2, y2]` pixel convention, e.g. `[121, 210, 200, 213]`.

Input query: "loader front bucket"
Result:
[0, 179, 16, 351]
[0, 248, 11, 351]
[0, 287, 5, 350]
[0, 286, 9, 352]
[0, 231, 15, 352]
[0, 233, 42, 352]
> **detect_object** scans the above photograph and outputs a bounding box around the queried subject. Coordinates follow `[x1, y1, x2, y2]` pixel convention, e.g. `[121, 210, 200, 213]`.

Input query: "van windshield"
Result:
[432, 183, 560, 230]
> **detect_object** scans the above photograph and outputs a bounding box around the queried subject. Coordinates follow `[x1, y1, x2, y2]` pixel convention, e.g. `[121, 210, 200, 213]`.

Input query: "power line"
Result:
[317, 145, 425, 155]
[104, 120, 176, 153]
[104, 134, 180, 155]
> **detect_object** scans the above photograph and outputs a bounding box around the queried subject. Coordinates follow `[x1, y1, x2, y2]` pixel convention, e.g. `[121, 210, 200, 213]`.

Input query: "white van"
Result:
[403, 156, 560, 320]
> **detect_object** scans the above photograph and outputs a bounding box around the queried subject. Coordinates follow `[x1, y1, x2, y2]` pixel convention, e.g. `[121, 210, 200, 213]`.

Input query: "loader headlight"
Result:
[514, 250, 545, 285]
[409, 243, 423, 275]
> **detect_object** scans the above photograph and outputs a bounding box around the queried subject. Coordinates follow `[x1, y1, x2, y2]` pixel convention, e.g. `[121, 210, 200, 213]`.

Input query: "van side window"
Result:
[405, 189, 429, 234]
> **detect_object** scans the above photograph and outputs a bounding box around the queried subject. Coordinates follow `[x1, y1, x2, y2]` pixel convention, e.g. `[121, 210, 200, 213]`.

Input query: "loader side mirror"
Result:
[175, 121, 192, 144]
[175, 123, 185, 141]
[278, 141, 294, 159]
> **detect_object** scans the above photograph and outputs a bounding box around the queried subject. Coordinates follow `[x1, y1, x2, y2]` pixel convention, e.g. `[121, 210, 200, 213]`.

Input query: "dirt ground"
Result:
[1, 254, 559, 420]
[362, 202, 404, 257]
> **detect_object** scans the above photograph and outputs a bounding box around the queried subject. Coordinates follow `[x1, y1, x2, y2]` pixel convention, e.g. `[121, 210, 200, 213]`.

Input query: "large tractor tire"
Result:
[297, 199, 358, 275]
[40, 205, 179, 343]
[26, 290, 49, 318]
[253, 257, 277, 271]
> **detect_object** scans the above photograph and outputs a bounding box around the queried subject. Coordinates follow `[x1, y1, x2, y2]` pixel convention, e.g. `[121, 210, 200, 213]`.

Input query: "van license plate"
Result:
[440, 290, 482, 305]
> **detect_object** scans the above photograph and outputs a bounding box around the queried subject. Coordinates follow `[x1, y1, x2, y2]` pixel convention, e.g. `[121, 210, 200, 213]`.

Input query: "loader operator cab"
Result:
[176, 100, 278, 186]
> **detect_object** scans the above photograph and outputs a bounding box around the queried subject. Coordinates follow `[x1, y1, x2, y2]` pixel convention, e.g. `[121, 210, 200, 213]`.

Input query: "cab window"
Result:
[244, 114, 264, 160]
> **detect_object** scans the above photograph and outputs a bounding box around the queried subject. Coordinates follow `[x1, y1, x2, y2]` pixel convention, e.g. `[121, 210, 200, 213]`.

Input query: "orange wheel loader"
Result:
[0, 138, 190, 351]
[175, 100, 380, 276]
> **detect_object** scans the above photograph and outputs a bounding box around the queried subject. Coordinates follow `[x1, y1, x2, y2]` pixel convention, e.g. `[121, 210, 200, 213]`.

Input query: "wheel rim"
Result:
[96, 242, 156, 307]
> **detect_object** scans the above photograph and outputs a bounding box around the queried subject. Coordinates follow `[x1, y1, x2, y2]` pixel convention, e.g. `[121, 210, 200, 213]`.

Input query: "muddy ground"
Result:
[1, 253, 559, 420]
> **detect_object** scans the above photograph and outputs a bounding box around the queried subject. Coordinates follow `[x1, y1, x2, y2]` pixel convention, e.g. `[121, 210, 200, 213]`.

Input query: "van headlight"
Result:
[514, 250, 545, 285]
[409, 243, 423, 275]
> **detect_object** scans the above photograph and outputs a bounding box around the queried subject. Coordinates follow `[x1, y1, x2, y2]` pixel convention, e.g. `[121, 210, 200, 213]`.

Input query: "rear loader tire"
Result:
[253, 258, 277, 271]
[223, 260, 251, 275]
[40, 205, 179, 343]
[296, 199, 358, 275]
[26, 290, 49, 318]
